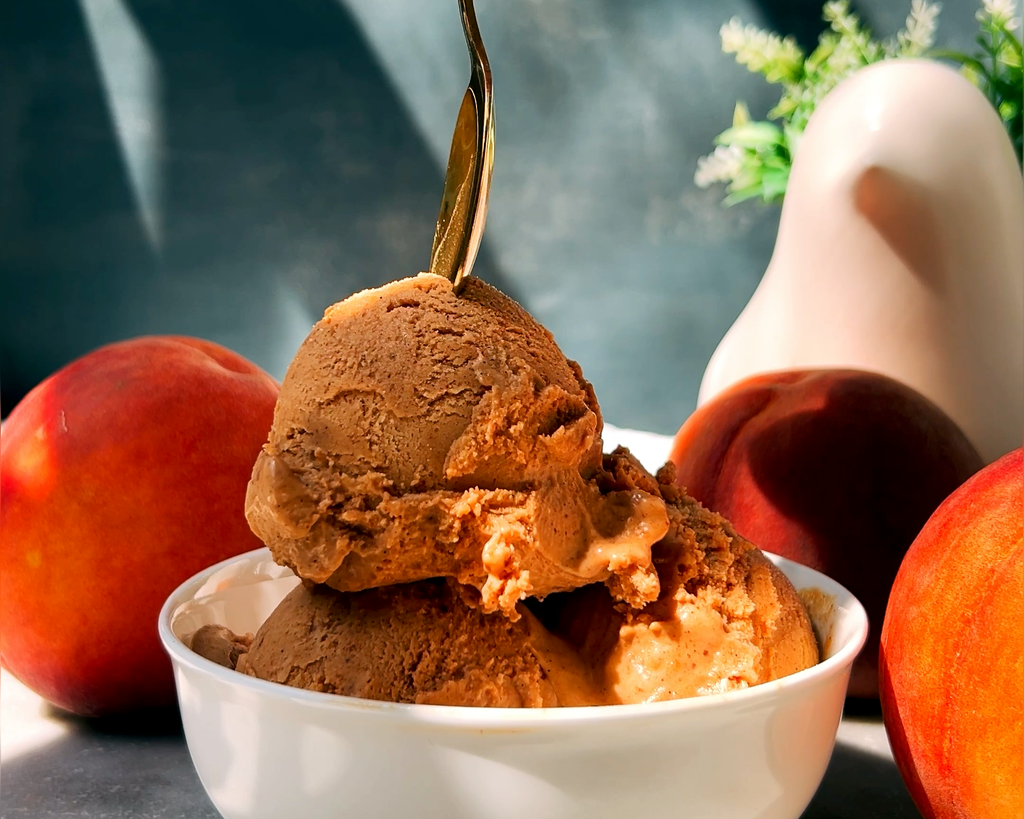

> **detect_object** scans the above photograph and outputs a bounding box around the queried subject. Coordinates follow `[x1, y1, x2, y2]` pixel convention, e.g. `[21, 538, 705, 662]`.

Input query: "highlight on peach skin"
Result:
[669, 368, 983, 698]
[0, 336, 279, 717]
[880, 448, 1023, 819]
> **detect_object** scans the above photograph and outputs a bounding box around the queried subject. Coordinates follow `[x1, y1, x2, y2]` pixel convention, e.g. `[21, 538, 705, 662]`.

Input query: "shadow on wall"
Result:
[1, 0, 912, 426]
[755, 0, 846, 48]
[0, 0, 510, 416]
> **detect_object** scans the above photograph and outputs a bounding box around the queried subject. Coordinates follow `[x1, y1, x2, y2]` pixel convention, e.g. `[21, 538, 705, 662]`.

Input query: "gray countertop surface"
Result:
[1, 669, 921, 819]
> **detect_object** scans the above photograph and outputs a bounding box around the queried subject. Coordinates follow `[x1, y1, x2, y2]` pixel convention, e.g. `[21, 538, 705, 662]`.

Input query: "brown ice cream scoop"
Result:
[237, 579, 600, 707]
[245, 273, 666, 615]
[239, 451, 818, 707]
[540, 458, 820, 703]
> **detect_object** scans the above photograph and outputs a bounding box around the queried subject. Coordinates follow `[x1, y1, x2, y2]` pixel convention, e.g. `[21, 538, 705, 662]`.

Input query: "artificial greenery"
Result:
[936, 1, 1023, 159]
[695, 0, 1023, 206]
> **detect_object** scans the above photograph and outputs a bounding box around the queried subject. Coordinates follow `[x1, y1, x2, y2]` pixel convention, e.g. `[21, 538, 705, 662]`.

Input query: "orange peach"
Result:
[670, 369, 983, 697]
[0, 337, 278, 716]
[880, 448, 1022, 819]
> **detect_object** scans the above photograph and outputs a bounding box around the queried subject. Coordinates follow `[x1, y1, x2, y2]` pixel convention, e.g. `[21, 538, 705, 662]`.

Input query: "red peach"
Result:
[0, 336, 278, 716]
[880, 448, 1022, 819]
[670, 369, 983, 697]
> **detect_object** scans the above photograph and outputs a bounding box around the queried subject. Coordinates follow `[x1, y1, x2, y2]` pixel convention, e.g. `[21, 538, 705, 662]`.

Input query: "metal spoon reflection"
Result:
[428, 0, 494, 295]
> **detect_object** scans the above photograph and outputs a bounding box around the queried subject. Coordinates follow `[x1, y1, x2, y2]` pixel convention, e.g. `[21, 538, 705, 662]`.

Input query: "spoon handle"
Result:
[428, 0, 494, 294]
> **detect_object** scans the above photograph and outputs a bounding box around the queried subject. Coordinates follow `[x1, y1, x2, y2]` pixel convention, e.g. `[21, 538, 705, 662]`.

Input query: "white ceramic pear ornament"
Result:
[699, 60, 1023, 463]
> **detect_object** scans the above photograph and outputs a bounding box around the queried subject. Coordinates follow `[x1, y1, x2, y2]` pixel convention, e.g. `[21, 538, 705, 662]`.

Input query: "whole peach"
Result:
[880, 449, 1022, 819]
[0, 337, 278, 716]
[670, 369, 983, 697]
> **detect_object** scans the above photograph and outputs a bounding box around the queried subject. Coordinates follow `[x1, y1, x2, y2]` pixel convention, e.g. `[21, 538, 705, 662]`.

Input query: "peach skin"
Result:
[0, 336, 279, 716]
[670, 368, 983, 697]
[880, 448, 1022, 819]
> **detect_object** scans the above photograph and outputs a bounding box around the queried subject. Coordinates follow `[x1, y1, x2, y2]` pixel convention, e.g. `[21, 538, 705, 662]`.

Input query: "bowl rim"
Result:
[159, 547, 868, 728]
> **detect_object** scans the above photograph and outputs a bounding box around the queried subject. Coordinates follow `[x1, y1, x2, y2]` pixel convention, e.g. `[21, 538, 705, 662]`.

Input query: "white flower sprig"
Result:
[720, 18, 804, 83]
[694, 145, 745, 189]
[695, 0, 1021, 206]
[938, 0, 1021, 156]
[898, 0, 942, 56]
[981, 0, 1020, 29]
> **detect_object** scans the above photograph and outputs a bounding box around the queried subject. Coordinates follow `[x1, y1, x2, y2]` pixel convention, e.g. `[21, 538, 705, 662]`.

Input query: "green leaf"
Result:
[715, 121, 785, 148]
[698, 0, 1024, 204]
[732, 101, 752, 127]
[722, 186, 766, 206]
[760, 167, 790, 201]
[769, 94, 799, 120]
[782, 122, 803, 159]
[806, 36, 838, 72]
[998, 33, 1023, 64]
[728, 162, 764, 190]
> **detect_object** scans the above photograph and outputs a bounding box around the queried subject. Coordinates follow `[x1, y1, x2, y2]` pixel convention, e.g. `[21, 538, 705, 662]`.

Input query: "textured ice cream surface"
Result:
[229, 273, 818, 708]
[189, 625, 253, 670]
[234, 451, 818, 707]
[245, 273, 666, 615]
[546, 458, 820, 702]
[237, 579, 600, 707]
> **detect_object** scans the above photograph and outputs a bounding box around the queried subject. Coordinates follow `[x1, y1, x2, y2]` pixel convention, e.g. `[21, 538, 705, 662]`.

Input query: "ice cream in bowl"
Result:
[159, 273, 868, 819]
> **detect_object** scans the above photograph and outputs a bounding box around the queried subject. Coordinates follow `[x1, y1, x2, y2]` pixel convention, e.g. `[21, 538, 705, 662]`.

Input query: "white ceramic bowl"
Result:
[160, 548, 867, 819]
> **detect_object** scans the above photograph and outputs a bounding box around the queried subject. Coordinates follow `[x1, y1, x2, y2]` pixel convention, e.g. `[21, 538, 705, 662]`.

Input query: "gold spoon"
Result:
[428, 0, 494, 294]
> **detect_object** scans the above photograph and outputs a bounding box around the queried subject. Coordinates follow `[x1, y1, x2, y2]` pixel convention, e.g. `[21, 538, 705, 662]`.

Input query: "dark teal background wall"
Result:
[0, 0, 986, 431]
